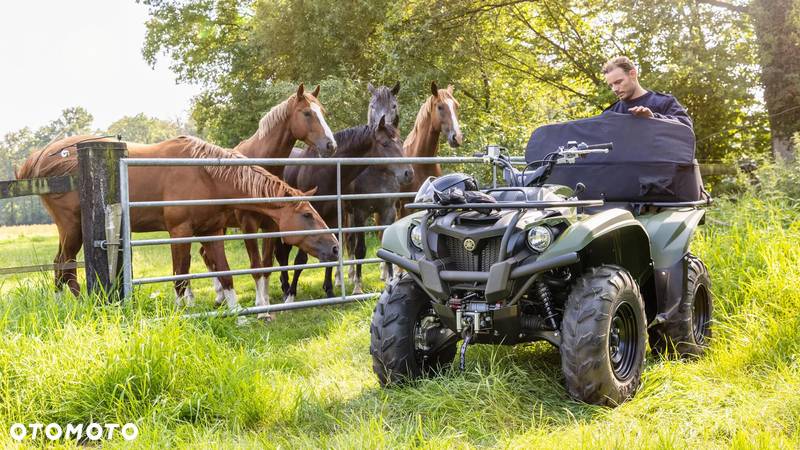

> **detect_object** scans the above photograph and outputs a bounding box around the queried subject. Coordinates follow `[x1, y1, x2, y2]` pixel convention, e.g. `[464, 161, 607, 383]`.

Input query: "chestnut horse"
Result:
[278, 117, 411, 303]
[198, 84, 337, 310]
[404, 81, 463, 192]
[16, 135, 338, 311]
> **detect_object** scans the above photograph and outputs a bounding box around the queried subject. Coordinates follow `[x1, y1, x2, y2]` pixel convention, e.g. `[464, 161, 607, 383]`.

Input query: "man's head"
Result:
[602, 56, 641, 102]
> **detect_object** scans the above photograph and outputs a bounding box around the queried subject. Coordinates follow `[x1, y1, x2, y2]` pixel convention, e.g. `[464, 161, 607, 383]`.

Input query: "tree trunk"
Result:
[750, 0, 800, 162]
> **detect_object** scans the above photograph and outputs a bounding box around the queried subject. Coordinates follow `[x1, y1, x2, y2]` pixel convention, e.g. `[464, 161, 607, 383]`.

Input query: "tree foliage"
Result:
[0, 108, 94, 226]
[140, 0, 777, 161]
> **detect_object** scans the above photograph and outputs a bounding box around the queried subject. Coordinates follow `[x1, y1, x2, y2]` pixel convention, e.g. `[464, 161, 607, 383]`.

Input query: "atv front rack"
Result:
[405, 200, 605, 210]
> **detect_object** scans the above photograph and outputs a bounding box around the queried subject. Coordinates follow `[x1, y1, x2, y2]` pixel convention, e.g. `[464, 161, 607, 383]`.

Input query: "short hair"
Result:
[602, 56, 636, 74]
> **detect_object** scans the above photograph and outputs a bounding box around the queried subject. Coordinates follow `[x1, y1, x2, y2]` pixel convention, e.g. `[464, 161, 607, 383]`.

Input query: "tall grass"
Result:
[0, 192, 797, 448]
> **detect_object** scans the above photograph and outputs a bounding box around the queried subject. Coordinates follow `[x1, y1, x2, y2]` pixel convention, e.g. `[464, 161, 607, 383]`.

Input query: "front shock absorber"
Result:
[535, 281, 559, 330]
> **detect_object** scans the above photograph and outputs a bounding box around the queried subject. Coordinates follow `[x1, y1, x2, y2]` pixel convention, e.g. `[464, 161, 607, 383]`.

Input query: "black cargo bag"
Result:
[524, 113, 704, 202]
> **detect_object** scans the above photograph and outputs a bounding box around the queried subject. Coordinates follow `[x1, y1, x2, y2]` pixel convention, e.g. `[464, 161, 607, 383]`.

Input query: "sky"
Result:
[0, 1, 202, 137]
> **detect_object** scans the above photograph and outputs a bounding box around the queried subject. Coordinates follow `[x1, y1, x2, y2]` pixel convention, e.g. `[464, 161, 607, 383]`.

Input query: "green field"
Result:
[0, 193, 798, 448]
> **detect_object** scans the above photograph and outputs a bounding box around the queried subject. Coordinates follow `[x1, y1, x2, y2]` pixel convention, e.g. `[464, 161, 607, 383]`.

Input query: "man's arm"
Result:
[653, 96, 693, 128]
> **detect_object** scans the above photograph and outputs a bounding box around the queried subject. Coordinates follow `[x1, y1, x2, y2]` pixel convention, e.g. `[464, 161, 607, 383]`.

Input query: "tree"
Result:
[105, 113, 183, 143]
[0, 107, 94, 226]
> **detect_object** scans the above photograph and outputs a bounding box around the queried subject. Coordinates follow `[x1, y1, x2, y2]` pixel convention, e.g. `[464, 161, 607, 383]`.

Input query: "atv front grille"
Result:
[442, 236, 502, 272]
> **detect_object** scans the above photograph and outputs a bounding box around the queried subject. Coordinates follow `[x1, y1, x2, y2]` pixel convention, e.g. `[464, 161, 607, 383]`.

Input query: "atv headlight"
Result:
[409, 224, 423, 250]
[527, 226, 552, 252]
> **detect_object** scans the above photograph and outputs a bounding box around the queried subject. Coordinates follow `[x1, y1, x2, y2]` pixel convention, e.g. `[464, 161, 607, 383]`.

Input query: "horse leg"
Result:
[254, 236, 277, 321]
[287, 250, 308, 303]
[169, 230, 194, 307]
[199, 240, 229, 307]
[59, 228, 83, 297]
[275, 240, 292, 299]
[204, 237, 247, 325]
[240, 214, 271, 319]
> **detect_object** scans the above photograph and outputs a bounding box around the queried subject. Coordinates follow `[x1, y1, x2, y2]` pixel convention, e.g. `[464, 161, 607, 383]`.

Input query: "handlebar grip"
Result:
[584, 142, 613, 150]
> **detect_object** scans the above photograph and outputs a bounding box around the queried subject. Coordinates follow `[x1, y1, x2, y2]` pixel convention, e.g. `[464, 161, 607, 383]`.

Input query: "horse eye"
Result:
[437, 105, 443, 110]
[303, 212, 313, 219]
[392, 104, 397, 109]
[303, 111, 312, 117]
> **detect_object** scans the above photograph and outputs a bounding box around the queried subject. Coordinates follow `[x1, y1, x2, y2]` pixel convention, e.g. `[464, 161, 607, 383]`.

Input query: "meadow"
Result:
[0, 192, 797, 448]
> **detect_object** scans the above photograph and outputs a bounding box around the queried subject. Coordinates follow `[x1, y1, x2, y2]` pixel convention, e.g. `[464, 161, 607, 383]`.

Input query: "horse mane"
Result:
[332, 123, 399, 152]
[255, 93, 326, 140]
[404, 89, 459, 149]
[183, 136, 305, 206]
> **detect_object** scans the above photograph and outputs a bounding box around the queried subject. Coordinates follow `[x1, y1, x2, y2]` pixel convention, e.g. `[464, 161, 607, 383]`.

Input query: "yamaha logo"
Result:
[463, 238, 476, 252]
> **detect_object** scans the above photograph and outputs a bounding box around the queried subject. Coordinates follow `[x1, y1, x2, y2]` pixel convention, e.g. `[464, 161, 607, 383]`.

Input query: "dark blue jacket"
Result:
[604, 91, 692, 128]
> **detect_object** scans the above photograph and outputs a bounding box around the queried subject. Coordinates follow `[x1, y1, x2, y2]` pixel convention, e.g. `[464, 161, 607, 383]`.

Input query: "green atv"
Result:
[370, 114, 712, 406]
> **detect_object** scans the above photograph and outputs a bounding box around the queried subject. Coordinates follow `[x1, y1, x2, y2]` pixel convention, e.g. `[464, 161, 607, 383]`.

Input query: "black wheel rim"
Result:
[692, 284, 711, 345]
[608, 301, 639, 381]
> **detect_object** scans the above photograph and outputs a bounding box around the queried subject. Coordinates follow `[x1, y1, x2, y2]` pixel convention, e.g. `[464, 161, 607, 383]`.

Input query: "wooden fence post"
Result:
[77, 141, 128, 299]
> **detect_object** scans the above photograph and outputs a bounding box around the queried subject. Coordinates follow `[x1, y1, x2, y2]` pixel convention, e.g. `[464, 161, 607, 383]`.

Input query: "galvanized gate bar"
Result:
[181, 293, 380, 320]
[131, 225, 389, 247]
[129, 191, 416, 208]
[133, 258, 383, 285]
[124, 156, 489, 166]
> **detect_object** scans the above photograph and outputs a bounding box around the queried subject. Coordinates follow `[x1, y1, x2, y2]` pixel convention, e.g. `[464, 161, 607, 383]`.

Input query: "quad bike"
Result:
[370, 114, 713, 406]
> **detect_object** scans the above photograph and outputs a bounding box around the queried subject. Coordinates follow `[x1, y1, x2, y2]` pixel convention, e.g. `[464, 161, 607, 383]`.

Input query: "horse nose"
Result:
[331, 244, 339, 259]
[327, 140, 336, 151]
[404, 169, 413, 183]
[448, 132, 461, 148]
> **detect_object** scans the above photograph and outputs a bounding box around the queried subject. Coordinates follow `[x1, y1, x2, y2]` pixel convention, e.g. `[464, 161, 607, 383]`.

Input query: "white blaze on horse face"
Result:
[310, 103, 336, 146]
[446, 99, 461, 137]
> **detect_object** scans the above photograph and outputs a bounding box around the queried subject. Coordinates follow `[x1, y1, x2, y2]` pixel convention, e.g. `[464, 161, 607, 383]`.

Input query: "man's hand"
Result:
[629, 106, 654, 118]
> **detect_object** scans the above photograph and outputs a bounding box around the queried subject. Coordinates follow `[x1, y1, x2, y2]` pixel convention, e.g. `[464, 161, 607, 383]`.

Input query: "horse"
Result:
[16, 135, 338, 313]
[344, 82, 410, 286]
[404, 81, 463, 192]
[198, 83, 338, 312]
[277, 116, 412, 301]
[346, 81, 464, 287]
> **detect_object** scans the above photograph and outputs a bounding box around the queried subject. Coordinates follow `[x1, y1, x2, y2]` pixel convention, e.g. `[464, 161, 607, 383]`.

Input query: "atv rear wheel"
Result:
[560, 265, 647, 406]
[651, 254, 712, 358]
[370, 274, 457, 386]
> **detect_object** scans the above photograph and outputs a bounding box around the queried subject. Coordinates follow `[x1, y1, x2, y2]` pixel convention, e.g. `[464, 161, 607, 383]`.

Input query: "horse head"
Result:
[370, 115, 414, 187]
[276, 190, 339, 262]
[429, 81, 463, 148]
[367, 81, 400, 129]
[290, 84, 338, 157]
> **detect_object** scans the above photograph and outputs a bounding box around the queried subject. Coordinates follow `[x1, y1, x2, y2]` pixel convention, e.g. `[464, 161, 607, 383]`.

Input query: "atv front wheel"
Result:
[651, 254, 712, 358]
[560, 265, 647, 406]
[370, 274, 457, 386]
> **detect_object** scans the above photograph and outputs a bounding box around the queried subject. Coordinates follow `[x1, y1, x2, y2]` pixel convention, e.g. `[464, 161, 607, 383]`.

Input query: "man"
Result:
[602, 56, 692, 128]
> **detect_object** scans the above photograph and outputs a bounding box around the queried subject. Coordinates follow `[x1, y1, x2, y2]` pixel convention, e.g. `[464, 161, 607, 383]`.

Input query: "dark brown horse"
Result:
[278, 117, 411, 301]
[197, 84, 338, 311]
[344, 82, 412, 286]
[16, 135, 338, 311]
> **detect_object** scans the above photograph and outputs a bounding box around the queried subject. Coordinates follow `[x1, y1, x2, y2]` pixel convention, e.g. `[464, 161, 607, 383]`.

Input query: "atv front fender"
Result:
[540, 208, 652, 283]
[381, 211, 425, 258]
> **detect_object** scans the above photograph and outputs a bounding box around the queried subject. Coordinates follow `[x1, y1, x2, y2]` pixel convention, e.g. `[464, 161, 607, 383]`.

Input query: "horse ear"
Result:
[367, 82, 376, 95]
[447, 84, 454, 94]
[302, 187, 318, 197]
[430, 81, 438, 97]
[378, 114, 387, 129]
[311, 84, 320, 99]
[391, 81, 401, 96]
[296, 83, 305, 99]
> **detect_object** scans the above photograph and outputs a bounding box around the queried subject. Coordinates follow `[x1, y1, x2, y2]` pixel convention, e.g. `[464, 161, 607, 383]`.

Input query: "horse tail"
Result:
[15, 153, 39, 179]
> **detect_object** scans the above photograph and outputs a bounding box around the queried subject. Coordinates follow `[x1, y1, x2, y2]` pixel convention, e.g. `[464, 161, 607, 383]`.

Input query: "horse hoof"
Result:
[257, 313, 273, 322]
[352, 286, 363, 295]
[236, 316, 250, 327]
[284, 294, 295, 304]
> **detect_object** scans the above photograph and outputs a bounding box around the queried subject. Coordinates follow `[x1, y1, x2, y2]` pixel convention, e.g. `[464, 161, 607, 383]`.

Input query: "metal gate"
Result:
[118, 155, 507, 318]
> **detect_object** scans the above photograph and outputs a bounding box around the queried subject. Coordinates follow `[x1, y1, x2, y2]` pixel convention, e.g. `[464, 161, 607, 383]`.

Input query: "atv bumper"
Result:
[377, 248, 580, 302]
